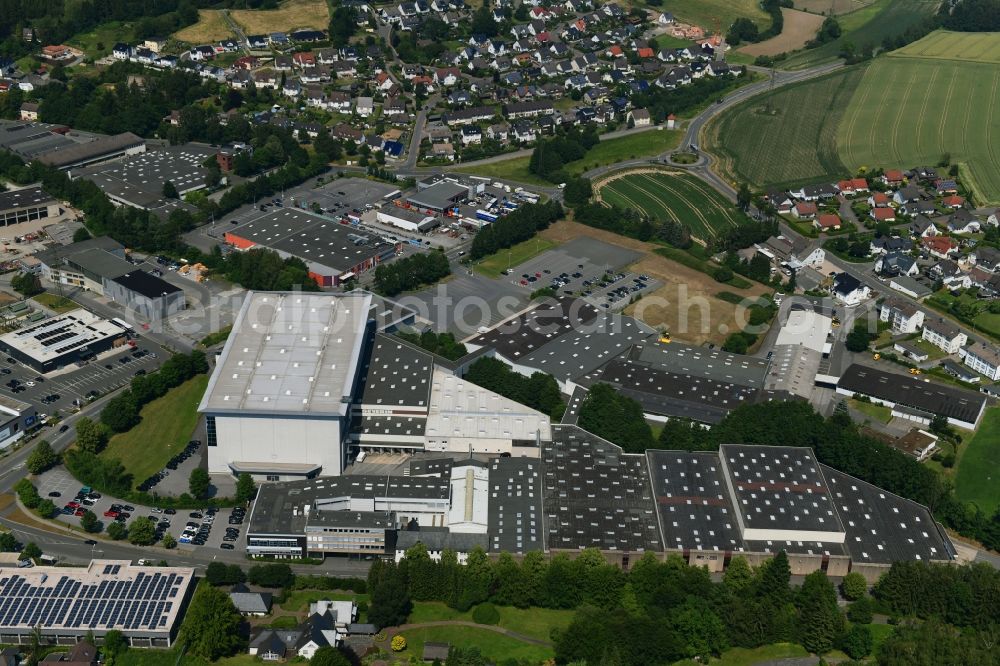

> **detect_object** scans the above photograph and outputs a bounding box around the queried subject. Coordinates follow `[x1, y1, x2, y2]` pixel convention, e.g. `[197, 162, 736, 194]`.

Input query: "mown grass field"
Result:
[473, 236, 556, 277]
[794, 0, 876, 14]
[838, 34, 1000, 204]
[68, 21, 136, 58]
[706, 66, 862, 188]
[599, 170, 744, 241]
[455, 156, 550, 186]
[657, 0, 770, 32]
[231, 0, 329, 33]
[174, 10, 233, 43]
[32, 292, 80, 314]
[564, 129, 682, 176]
[889, 29, 1000, 63]
[397, 625, 554, 664]
[407, 602, 574, 642]
[779, 0, 939, 69]
[98, 375, 209, 488]
[955, 407, 1000, 514]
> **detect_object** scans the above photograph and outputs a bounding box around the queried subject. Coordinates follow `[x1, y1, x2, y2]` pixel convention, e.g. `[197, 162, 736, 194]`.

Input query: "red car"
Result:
[74, 508, 85, 517]
[66, 501, 80, 509]
[103, 510, 118, 518]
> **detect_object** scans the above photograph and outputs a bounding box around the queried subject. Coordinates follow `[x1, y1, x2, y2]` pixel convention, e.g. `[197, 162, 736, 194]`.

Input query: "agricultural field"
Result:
[838, 35, 1000, 204]
[706, 67, 862, 188]
[656, 0, 770, 33]
[779, 0, 939, 69]
[174, 10, 233, 44]
[793, 0, 876, 14]
[598, 169, 744, 241]
[888, 29, 1000, 63]
[231, 0, 330, 34]
[738, 9, 825, 57]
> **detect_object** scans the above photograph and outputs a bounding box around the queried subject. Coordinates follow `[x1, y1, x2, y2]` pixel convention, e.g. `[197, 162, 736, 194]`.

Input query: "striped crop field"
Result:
[599, 170, 744, 241]
[838, 33, 1000, 204]
[887, 29, 1000, 64]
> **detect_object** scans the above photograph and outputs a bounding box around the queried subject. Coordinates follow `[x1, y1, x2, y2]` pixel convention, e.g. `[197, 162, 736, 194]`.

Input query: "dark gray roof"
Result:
[351, 414, 427, 439]
[67, 248, 134, 280]
[470, 298, 601, 361]
[228, 208, 398, 273]
[407, 458, 454, 476]
[488, 456, 544, 553]
[33, 236, 125, 269]
[0, 186, 55, 214]
[355, 333, 433, 408]
[518, 315, 655, 382]
[111, 270, 182, 299]
[646, 449, 744, 552]
[543, 425, 661, 552]
[406, 181, 469, 210]
[395, 527, 488, 552]
[36, 132, 144, 168]
[838, 364, 985, 425]
[630, 340, 769, 388]
[721, 444, 845, 535]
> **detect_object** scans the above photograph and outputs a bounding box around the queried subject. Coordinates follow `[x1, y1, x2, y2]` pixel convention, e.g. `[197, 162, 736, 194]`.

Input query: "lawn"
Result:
[397, 625, 554, 664]
[280, 590, 369, 613]
[849, 398, 892, 423]
[706, 66, 863, 189]
[837, 32, 1000, 204]
[98, 375, 209, 489]
[231, 0, 330, 33]
[68, 21, 135, 58]
[115, 650, 261, 666]
[779, 0, 940, 69]
[599, 169, 745, 241]
[31, 292, 79, 314]
[926, 291, 1000, 342]
[455, 156, 551, 187]
[656, 0, 770, 32]
[563, 128, 682, 176]
[407, 601, 574, 643]
[174, 10, 234, 44]
[954, 407, 1000, 514]
[473, 236, 556, 278]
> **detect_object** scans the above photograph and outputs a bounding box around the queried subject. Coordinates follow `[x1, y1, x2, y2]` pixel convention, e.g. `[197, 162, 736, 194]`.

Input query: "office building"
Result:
[0, 309, 132, 373]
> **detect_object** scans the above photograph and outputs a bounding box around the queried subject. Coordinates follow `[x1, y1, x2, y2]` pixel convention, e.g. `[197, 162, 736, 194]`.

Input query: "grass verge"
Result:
[99, 375, 209, 488]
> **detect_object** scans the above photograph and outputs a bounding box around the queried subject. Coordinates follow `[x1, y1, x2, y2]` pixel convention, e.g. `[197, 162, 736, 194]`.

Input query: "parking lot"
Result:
[35, 466, 249, 555]
[0, 340, 166, 417]
[502, 237, 660, 311]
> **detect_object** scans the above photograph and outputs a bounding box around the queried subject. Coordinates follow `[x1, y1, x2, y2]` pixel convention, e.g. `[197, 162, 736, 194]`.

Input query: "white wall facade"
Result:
[207, 413, 344, 478]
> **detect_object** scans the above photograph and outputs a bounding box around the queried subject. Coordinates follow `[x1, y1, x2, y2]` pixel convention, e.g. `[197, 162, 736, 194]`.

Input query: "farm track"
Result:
[936, 74, 958, 157]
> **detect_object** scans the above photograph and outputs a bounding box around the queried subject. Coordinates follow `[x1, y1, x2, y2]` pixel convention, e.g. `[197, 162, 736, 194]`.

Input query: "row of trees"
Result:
[464, 357, 566, 420]
[528, 126, 600, 183]
[574, 201, 692, 248]
[469, 201, 563, 260]
[577, 383, 656, 453]
[373, 250, 451, 296]
[220, 248, 319, 292]
[396, 330, 468, 361]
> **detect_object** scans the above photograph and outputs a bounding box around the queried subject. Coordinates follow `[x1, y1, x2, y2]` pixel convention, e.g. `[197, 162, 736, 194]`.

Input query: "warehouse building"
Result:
[200, 291, 374, 480]
[406, 176, 481, 213]
[0, 186, 60, 227]
[35, 236, 128, 289]
[104, 271, 186, 322]
[375, 206, 439, 233]
[224, 209, 401, 287]
[0, 309, 132, 373]
[836, 364, 987, 429]
[37, 132, 146, 170]
[0, 560, 195, 648]
[0, 394, 38, 450]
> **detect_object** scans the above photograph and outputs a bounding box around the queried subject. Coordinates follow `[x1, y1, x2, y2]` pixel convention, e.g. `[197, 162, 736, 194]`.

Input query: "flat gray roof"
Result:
[355, 334, 433, 409]
[406, 181, 469, 211]
[199, 291, 372, 416]
[631, 340, 769, 388]
[488, 456, 544, 553]
[0, 186, 55, 214]
[519, 315, 655, 382]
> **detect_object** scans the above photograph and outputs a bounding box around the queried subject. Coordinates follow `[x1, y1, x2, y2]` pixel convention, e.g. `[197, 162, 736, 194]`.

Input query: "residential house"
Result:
[355, 96, 375, 117]
[973, 245, 1000, 272]
[893, 185, 922, 205]
[19, 103, 38, 121]
[460, 125, 482, 145]
[876, 251, 919, 278]
[870, 236, 911, 255]
[112, 43, 132, 60]
[891, 429, 940, 462]
[960, 341, 1000, 381]
[882, 169, 905, 186]
[947, 209, 981, 234]
[942, 194, 965, 209]
[832, 272, 870, 306]
[836, 178, 869, 195]
[909, 215, 938, 238]
[627, 108, 651, 127]
[922, 319, 967, 354]
[229, 584, 273, 617]
[879, 297, 925, 333]
[512, 120, 538, 143]
[922, 235, 958, 260]
[870, 207, 896, 223]
[789, 183, 837, 201]
[868, 191, 891, 208]
[431, 142, 455, 160]
[900, 199, 937, 216]
[814, 213, 842, 231]
[941, 359, 980, 383]
[792, 202, 818, 220]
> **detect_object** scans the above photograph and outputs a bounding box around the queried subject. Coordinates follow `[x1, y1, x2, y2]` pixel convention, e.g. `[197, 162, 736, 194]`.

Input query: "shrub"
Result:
[391, 635, 407, 652]
[472, 602, 500, 625]
[841, 572, 867, 601]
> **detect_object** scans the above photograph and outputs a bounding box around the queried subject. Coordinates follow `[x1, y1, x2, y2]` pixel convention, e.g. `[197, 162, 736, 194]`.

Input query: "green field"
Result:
[656, 0, 771, 33]
[890, 29, 1000, 63]
[32, 292, 80, 314]
[707, 67, 862, 188]
[600, 170, 745, 241]
[473, 236, 556, 278]
[98, 375, 209, 488]
[955, 408, 1000, 514]
[407, 602, 574, 643]
[671, 643, 811, 666]
[849, 398, 892, 423]
[455, 156, 549, 187]
[838, 34, 1000, 203]
[69, 21, 136, 58]
[564, 129, 682, 175]
[779, 0, 939, 69]
[397, 625, 554, 663]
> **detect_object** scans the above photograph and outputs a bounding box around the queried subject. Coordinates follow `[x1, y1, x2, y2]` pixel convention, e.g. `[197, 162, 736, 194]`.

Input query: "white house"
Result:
[832, 273, 870, 306]
[879, 298, 925, 334]
[922, 319, 967, 354]
[960, 341, 1000, 381]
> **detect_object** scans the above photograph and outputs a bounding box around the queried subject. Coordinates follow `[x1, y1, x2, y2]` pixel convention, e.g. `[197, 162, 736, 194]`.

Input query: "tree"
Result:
[107, 521, 126, 540]
[737, 183, 752, 211]
[247, 563, 293, 588]
[847, 597, 874, 624]
[329, 6, 358, 47]
[368, 560, 412, 629]
[391, 635, 407, 651]
[21, 542, 41, 560]
[840, 624, 872, 660]
[841, 572, 867, 601]
[235, 473, 257, 503]
[36, 499, 57, 518]
[189, 467, 210, 499]
[11, 272, 43, 296]
[0, 532, 16, 552]
[102, 630, 127, 663]
[177, 584, 245, 660]
[310, 646, 351, 666]
[207, 562, 248, 586]
[72, 227, 92, 242]
[723, 555, 754, 593]
[75, 417, 109, 454]
[80, 510, 100, 533]
[797, 570, 844, 654]
[845, 327, 872, 352]
[25, 440, 58, 474]
[162, 181, 178, 199]
[577, 383, 655, 453]
[128, 518, 156, 545]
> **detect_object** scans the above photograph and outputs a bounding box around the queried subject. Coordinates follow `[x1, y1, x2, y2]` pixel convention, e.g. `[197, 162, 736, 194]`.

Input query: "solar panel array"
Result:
[0, 570, 183, 632]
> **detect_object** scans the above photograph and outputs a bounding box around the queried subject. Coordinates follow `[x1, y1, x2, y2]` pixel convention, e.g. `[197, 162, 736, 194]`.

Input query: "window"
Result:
[206, 416, 217, 447]
[266, 475, 280, 482]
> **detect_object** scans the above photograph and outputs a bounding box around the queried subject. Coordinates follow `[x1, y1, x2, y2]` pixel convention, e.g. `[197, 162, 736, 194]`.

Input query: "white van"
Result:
[355, 451, 367, 464]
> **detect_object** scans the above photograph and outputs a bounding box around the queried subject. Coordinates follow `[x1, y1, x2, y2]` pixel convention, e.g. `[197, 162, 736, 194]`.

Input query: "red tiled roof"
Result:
[637, 47, 654, 58]
[872, 207, 895, 221]
[817, 214, 841, 228]
[884, 169, 905, 181]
